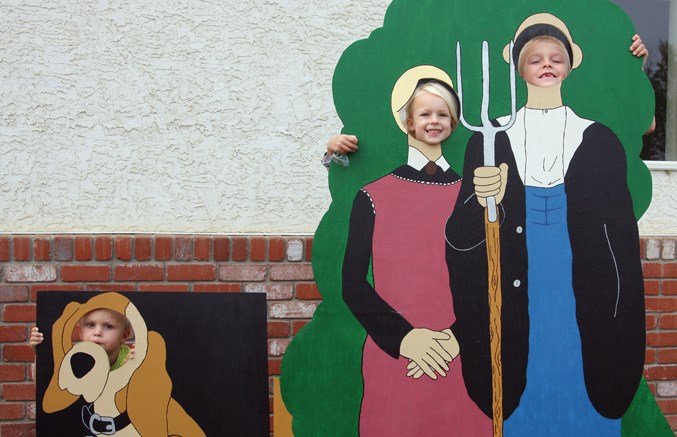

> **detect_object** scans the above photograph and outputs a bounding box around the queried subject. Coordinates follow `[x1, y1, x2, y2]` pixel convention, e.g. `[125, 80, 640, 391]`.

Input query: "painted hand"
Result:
[473, 163, 508, 207]
[406, 329, 459, 380]
[399, 328, 453, 380]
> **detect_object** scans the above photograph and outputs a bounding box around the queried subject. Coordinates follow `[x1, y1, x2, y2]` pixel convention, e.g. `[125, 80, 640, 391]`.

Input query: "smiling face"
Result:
[519, 37, 571, 88]
[406, 92, 454, 146]
[78, 308, 130, 365]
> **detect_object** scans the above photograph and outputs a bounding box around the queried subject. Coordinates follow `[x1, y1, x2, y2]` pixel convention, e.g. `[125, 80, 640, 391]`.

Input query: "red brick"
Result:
[296, 283, 321, 299]
[645, 365, 677, 380]
[114, 264, 164, 281]
[0, 423, 35, 437]
[667, 415, 677, 431]
[12, 237, 30, 261]
[61, 265, 111, 282]
[3, 345, 34, 362]
[213, 237, 230, 261]
[244, 283, 292, 299]
[648, 332, 677, 347]
[155, 237, 172, 261]
[194, 238, 211, 261]
[0, 286, 29, 302]
[646, 314, 658, 330]
[305, 237, 313, 261]
[192, 284, 241, 293]
[0, 326, 28, 342]
[30, 284, 82, 302]
[644, 279, 660, 295]
[232, 237, 248, 261]
[657, 399, 677, 414]
[175, 237, 192, 261]
[0, 403, 25, 420]
[95, 236, 113, 261]
[645, 349, 656, 364]
[269, 302, 317, 319]
[27, 402, 36, 420]
[646, 297, 677, 313]
[1, 383, 35, 400]
[0, 364, 26, 382]
[3, 305, 36, 322]
[639, 238, 645, 259]
[33, 238, 51, 261]
[74, 236, 93, 261]
[643, 262, 663, 278]
[658, 348, 677, 364]
[269, 358, 282, 375]
[167, 264, 215, 281]
[269, 238, 285, 261]
[251, 238, 266, 261]
[292, 320, 309, 335]
[661, 314, 677, 329]
[84, 284, 137, 292]
[134, 236, 152, 261]
[267, 321, 290, 338]
[664, 280, 677, 295]
[54, 236, 73, 261]
[665, 263, 677, 277]
[219, 265, 267, 282]
[269, 265, 313, 281]
[4, 265, 57, 283]
[115, 237, 132, 261]
[0, 236, 10, 261]
[139, 284, 189, 292]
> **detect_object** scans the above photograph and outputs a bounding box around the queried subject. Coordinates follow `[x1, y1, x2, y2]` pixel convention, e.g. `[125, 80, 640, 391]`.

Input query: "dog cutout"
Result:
[43, 292, 205, 437]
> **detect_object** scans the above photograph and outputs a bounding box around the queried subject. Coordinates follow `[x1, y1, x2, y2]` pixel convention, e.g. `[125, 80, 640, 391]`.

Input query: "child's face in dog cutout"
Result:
[77, 308, 130, 364]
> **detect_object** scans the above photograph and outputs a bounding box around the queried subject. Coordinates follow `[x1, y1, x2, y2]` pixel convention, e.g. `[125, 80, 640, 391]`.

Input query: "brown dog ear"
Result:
[42, 302, 81, 413]
[126, 331, 172, 436]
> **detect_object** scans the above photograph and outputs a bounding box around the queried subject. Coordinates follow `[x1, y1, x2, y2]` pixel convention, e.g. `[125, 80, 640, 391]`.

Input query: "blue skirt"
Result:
[504, 185, 620, 436]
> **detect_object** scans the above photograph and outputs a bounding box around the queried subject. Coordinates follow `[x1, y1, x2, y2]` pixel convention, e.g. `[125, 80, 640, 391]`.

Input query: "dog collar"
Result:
[82, 403, 132, 435]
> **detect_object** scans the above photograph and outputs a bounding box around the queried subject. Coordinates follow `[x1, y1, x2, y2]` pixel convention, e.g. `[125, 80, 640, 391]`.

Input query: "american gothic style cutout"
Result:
[282, 0, 667, 436]
[35, 292, 269, 437]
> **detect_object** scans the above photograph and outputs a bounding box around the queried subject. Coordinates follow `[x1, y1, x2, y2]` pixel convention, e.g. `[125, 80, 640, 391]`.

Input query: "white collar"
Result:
[407, 146, 450, 172]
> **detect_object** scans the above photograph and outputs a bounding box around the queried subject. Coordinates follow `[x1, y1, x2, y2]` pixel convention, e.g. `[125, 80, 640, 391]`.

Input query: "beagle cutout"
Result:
[43, 292, 205, 437]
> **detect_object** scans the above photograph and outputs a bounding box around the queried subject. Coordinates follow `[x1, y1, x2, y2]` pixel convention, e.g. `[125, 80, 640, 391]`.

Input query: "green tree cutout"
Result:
[281, 0, 654, 436]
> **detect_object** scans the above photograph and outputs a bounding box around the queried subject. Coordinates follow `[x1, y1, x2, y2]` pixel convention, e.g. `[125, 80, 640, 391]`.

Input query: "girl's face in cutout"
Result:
[406, 92, 454, 146]
[520, 39, 571, 88]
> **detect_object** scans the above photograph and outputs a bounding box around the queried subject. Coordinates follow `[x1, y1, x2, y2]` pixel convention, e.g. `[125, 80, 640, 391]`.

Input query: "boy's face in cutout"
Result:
[519, 39, 571, 88]
[406, 92, 453, 146]
[78, 308, 130, 361]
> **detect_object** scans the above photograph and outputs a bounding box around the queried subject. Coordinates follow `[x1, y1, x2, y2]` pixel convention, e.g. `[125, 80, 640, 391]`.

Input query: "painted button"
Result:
[516, 226, 523, 234]
[513, 279, 521, 287]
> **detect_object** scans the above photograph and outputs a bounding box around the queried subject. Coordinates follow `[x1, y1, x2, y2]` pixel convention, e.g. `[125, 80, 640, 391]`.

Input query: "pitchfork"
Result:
[455, 40, 517, 437]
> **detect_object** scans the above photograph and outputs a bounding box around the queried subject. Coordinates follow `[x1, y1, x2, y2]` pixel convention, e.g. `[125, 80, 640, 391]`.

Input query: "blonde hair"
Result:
[399, 81, 459, 132]
[517, 35, 572, 77]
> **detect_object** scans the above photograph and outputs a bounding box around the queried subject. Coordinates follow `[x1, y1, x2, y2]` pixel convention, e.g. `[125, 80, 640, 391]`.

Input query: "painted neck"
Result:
[408, 135, 442, 161]
[524, 83, 563, 109]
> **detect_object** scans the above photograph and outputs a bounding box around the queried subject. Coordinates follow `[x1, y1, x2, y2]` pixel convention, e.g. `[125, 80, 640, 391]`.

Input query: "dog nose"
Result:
[70, 352, 96, 378]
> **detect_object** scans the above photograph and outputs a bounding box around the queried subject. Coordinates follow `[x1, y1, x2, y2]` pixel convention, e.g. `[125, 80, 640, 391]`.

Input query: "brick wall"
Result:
[0, 234, 675, 436]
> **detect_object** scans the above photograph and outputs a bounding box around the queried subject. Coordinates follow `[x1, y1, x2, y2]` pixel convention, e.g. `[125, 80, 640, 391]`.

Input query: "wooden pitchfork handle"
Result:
[485, 205, 502, 437]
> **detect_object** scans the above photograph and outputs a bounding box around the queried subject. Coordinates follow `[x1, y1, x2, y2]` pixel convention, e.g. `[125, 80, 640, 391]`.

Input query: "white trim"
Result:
[644, 161, 677, 170]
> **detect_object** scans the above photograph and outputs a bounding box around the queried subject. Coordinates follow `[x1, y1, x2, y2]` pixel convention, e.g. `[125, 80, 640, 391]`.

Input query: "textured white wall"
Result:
[1, 1, 674, 234]
[640, 169, 677, 235]
[0, 0, 390, 233]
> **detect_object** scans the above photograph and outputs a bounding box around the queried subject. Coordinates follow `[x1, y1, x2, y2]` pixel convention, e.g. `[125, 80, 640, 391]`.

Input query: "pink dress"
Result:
[347, 170, 492, 437]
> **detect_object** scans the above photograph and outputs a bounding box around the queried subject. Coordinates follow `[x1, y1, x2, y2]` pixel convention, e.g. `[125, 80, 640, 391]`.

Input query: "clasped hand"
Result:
[399, 328, 459, 380]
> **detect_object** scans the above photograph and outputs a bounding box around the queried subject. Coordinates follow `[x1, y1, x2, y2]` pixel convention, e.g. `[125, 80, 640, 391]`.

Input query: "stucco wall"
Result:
[1, 0, 675, 234]
[640, 168, 677, 235]
[0, 0, 391, 233]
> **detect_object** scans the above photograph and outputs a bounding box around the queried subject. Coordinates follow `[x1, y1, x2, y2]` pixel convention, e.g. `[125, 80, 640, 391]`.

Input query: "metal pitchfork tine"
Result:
[455, 40, 517, 437]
